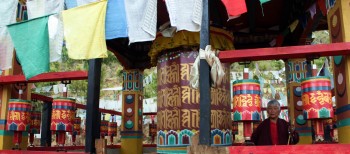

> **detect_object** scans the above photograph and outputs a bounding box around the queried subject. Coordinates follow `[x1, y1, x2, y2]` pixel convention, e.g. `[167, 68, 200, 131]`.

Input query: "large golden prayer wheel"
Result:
[153, 28, 233, 152]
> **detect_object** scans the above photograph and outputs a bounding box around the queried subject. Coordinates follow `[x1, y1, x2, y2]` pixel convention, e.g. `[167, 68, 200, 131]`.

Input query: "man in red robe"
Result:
[251, 99, 299, 145]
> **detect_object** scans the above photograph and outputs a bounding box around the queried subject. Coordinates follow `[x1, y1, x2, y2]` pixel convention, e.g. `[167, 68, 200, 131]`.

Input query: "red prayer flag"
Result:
[317, 0, 327, 16]
[222, 0, 247, 17]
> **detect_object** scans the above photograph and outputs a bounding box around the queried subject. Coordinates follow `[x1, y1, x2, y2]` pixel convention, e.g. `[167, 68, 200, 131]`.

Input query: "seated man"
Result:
[251, 99, 299, 145]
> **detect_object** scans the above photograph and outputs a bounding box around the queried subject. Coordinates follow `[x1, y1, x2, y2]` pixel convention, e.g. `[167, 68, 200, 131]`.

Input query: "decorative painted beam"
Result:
[31, 93, 132, 116]
[31, 93, 53, 102]
[0, 71, 88, 84]
[219, 42, 350, 63]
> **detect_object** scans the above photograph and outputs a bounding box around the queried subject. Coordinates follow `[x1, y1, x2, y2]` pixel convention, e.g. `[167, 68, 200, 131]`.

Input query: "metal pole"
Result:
[40, 101, 52, 147]
[199, 0, 211, 145]
[85, 59, 102, 153]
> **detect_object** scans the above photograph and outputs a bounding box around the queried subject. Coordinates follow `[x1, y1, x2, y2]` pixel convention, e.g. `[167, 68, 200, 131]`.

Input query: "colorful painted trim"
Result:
[149, 27, 233, 66]
[157, 146, 188, 154]
[0, 130, 28, 136]
[301, 76, 330, 83]
[232, 79, 260, 85]
[233, 90, 260, 95]
[0, 120, 6, 125]
[298, 132, 312, 136]
[301, 86, 331, 93]
[295, 127, 312, 131]
[337, 118, 350, 128]
[121, 130, 143, 138]
[52, 105, 75, 110]
[53, 97, 76, 102]
[8, 99, 30, 103]
[157, 129, 232, 148]
[335, 104, 350, 115]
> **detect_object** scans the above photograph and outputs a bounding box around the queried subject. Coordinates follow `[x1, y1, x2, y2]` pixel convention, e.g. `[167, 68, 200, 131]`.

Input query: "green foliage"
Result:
[33, 47, 123, 104]
[143, 67, 157, 98]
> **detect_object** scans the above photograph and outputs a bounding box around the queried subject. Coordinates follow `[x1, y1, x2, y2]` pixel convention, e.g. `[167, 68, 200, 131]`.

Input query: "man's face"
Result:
[267, 104, 280, 119]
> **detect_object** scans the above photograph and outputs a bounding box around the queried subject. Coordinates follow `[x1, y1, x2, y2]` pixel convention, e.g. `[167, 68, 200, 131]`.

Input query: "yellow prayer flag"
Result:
[62, 0, 108, 59]
[289, 20, 299, 33]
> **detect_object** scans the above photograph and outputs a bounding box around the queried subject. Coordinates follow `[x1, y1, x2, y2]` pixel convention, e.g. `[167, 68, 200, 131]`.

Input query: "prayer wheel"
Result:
[29, 111, 41, 146]
[152, 27, 233, 153]
[6, 99, 32, 148]
[72, 117, 81, 135]
[108, 122, 117, 144]
[100, 120, 109, 138]
[29, 112, 41, 134]
[50, 97, 75, 146]
[232, 79, 261, 121]
[301, 76, 333, 141]
[71, 117, 81, 145]
[301, 76, 333, 119]
[232, 79, 261, 141]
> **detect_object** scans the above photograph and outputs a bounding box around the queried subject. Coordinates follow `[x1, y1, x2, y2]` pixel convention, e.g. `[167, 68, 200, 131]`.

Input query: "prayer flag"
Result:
[105, 0, 128, 39]
[0, 0, 17, 70]
[7, 16, 50, 80]
[221, 0, 247, 17]
[289, 20, 299, 32]
[27, 0, 65, 62]
[62, 0, 108, 59]
[260, 0, 270, 4]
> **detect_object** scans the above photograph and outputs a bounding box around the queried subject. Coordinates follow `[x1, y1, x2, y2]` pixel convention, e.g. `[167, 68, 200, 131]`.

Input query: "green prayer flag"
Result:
[260, 0, 270, 4]
[7, 16, 50, 80]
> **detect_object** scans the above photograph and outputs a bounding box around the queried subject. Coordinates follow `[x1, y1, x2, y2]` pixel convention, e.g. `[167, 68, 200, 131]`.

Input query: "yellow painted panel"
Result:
[297, 136, 312, 145]
[121, 138, 143, 154]
[0, 135, 28, 150]
[337, 126, 350, 143]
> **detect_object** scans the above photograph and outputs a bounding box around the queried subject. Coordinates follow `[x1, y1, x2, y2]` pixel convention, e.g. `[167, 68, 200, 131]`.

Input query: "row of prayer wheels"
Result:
[101, 115, 118, 144]
[232, 67, 333, 142]
[6, 97, 118, 148]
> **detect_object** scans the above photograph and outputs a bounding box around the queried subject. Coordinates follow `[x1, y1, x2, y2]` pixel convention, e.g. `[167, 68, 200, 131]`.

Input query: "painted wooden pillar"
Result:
[120, 69, 143, 154]
[285, 59, 313, 144]
[0, 1, 30, 149]
[151, 28, 233, 153]
[328, 0, 350, 143]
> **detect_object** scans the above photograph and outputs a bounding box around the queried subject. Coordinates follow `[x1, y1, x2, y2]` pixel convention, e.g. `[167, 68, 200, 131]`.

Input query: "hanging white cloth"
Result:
[124, 0, 157, 44]
[0, 0, 17, 70]
[76, 0, 98, 6]
[165, 0, 202, 32]
[26, 0, 65, 62]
